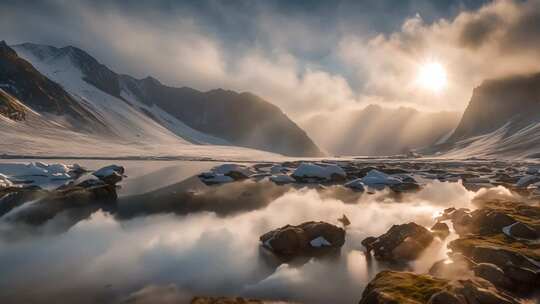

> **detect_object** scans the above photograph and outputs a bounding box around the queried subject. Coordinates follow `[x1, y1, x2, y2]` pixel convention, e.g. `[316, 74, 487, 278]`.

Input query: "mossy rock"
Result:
[359, 271, 448, 304]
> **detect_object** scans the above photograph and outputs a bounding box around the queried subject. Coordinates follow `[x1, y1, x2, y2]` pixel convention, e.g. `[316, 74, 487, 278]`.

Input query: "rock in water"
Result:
[338, 214, 351, 227]
[260, 221, 345, 258]
[431, 222, 450, 239]
[362, 222, 434, 262]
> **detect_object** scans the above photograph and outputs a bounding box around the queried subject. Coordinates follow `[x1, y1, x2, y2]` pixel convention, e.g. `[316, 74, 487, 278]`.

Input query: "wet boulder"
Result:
[473, 263, 513, 290]
[503, 222, 538, 239]
[260, 221, 345, 258]
[429, 253, 475, 278]
[362, 222, 434, 262]
[431, 222, 450, 239]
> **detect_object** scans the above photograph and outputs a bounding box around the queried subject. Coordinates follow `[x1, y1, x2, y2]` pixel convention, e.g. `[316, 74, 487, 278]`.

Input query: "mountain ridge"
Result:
[8, 42, 322, 157]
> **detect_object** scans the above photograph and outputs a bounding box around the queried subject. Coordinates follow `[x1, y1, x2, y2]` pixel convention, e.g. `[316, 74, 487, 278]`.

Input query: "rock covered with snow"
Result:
[0, 161, 87, 189]
[361, 169, 402, 187]
[291, 162, 346, 182]
[92, 164, 125, 185]
[361, 169, 419, 191]
[344, 178, 365, 191]
[199, 163, 255, 185]
[0, 173, 13, 189]
[260, 221, 345, 258]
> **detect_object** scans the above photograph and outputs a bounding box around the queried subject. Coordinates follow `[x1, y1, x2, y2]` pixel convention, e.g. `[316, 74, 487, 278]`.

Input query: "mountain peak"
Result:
[0, 41, 16, 57]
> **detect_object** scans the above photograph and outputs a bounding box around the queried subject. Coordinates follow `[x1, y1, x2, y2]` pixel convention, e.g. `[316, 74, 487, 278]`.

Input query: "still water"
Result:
[0, 159, 478, 304]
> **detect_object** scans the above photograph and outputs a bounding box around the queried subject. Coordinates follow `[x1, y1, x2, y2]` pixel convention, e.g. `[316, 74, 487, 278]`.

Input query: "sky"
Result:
[1, 0, 540, 120]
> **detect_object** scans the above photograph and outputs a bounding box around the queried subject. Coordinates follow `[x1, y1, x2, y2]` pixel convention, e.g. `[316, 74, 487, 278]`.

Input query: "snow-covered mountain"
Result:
[427, 72, 540, 159]
[300, 104, 460, 156]
[0, 41, 321, 158]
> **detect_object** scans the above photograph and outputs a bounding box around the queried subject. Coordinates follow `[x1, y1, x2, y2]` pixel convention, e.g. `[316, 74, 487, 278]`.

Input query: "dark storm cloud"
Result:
[501, 0, 540, 51]
[459, 12, 503, 48]
[457, 0, 540, 51]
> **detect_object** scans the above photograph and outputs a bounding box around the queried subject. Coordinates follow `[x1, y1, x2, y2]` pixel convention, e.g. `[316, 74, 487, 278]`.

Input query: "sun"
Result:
[416, 61, 448, 93]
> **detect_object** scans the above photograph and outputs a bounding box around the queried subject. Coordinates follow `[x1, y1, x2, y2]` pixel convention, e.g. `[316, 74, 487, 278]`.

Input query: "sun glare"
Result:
[416, 61, 447, 93]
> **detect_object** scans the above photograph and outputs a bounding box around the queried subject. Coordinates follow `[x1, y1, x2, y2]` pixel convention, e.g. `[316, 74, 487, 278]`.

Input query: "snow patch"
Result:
[310, 236, 332, 248]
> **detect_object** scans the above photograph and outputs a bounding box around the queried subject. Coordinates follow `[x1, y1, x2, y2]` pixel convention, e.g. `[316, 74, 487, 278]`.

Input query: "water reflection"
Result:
[0, 160, 517, 304]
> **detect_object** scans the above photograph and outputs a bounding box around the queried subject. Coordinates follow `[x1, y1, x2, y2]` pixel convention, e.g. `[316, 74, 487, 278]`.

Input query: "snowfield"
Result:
[0, 45, 282, 161]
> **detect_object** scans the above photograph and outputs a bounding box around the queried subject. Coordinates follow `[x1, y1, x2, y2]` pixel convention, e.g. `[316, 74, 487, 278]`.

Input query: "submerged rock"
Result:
[260, 221, 345, 258]
[362, 222, 434, 262]
[358, 270, 519, 304]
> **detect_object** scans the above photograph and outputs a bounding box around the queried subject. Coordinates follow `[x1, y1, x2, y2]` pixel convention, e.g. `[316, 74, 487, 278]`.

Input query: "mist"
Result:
[0, 176, 521, 304]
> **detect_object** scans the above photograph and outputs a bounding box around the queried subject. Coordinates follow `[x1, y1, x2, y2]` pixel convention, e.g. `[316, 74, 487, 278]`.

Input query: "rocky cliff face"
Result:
[425, 72, 540, 159]
[122, 76, 322, 156]
[450, 72, 540, 142]
[0, 41, 106, 132]
[0, 89, 25, 121]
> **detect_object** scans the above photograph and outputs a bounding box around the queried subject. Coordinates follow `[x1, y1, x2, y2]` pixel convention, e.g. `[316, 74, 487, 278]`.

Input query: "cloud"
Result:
[1, 0, 539, 139]
[338, 0, 540, 111]
[1, 180, 521, 303]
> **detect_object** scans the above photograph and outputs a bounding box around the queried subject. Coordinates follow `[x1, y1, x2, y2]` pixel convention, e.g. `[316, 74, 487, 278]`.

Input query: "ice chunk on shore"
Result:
[361, 169, 402, 189]
[0, 162, 85, 189]
[292, 163, 346, 181]
[212, 164, 254, 178]
[0, 173, 13, 189]
[270, 174, 295, 184]
[344, 178, 365, 191]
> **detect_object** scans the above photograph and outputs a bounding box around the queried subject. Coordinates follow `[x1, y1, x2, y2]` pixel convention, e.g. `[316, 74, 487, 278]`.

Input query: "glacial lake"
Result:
[0, 159, 494, 304]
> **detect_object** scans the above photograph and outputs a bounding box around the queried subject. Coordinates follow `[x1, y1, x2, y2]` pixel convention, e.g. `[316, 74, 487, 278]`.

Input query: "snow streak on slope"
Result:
[432, 121, 540, 160]
[119, 86, 228, 145]
[13, 45, 218, 144]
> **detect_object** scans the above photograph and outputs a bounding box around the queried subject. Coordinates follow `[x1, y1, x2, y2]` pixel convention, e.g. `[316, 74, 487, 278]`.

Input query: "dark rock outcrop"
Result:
[362, 222, 434, 262]
[260, 221, 345, 258]
[0, 41, 106, 132]
[446, 201, 540, 295]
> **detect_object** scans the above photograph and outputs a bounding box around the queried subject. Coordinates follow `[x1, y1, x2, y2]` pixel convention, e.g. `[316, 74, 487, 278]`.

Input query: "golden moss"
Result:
[364, 271, 448, 303]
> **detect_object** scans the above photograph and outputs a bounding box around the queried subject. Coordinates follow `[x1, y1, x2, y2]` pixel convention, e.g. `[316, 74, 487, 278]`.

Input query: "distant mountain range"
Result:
[0, 41, 321, 157]
[300, 105, 460, 156]
[2, 40, 540, 159]
[427, 72, 540, 159]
